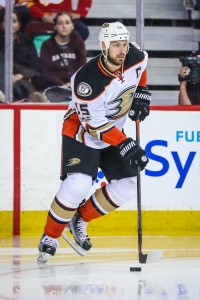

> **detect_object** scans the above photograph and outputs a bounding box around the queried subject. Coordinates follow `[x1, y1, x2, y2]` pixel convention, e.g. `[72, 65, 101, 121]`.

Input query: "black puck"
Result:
[130, 267, 141, 272]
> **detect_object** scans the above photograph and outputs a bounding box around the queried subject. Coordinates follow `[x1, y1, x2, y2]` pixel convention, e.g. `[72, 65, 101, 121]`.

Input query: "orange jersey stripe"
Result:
[100, 126, 127, 146]
[138, 68, 147, 87]
[62, 114, 81, 138]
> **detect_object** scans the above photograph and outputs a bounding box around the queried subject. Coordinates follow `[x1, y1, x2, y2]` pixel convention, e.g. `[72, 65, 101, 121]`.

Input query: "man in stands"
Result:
[178, 61, 200, 105]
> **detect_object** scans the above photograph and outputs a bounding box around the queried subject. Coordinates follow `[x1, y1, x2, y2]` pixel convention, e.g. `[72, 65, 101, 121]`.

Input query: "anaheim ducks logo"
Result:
[77, 82, 92, 97]
[106, 85, 136, 119]
[66, 158, 81, 166]
[102, 23, 109, 28]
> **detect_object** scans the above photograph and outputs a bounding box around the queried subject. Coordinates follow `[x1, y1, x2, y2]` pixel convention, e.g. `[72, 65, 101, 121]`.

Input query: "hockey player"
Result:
[38, 22, 151, 262]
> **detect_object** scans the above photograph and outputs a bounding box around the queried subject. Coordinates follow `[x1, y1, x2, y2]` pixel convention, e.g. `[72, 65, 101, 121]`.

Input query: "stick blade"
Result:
[139, 251, 148, 263]
[146, 250, 163, 264]
[139, 250, 163, 264]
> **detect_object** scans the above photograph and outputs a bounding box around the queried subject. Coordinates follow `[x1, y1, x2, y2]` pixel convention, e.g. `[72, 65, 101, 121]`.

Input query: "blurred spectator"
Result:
[0, 50, 4, 101]
[14, 1, 31, 29]
[27, 91, 48, 102]
[40, 11, 87, 102]
[183, 0, 196, 11]
[0, 9, 46, 101]
[21, 0, 92, 40]
[196, 0, 200, 11]
[178, 66, 200, 105]
[0, 1, 30, 30]
[0, 0, 5, 10]
[0, 90, 5, 103]
[17, 91, 48, 102]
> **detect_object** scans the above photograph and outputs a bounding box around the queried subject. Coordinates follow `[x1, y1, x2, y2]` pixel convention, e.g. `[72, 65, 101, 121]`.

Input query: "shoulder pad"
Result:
[74, 56, 112, 101]
[129, 42, 148, 57]
[130, 42, 142, 51]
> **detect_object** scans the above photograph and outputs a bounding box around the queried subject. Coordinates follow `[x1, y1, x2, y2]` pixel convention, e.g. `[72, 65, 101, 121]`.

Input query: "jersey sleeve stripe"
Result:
[138, 68, 147, 87]
[100, 126, 127, 146]
[62, 113, 82, 137]
[85, 122, 126, 146]
[85, 122, 113, 139]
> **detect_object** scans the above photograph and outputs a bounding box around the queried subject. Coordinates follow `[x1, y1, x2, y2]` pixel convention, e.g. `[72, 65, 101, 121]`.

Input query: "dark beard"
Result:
[107, 56, 121, 67]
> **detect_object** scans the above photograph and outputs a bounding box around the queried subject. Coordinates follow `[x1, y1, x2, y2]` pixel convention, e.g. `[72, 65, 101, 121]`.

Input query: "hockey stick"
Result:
[135, 118, 163, 263]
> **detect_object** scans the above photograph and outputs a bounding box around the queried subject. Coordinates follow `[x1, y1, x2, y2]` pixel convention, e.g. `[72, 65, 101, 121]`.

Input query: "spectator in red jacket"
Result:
[18, 0, 92, 40]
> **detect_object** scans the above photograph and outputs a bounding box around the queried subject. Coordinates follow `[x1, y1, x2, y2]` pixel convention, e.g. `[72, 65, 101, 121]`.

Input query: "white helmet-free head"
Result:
[99, 22, 130, 57]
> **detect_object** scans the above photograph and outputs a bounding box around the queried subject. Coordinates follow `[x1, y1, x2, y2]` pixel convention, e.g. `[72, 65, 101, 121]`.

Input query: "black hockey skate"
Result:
[37, 233, 59, 263]
[62, 211, 92, 256]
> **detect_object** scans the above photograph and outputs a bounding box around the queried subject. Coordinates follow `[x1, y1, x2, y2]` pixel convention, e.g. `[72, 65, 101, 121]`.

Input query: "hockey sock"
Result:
[44, 197, 77, 238]
[79, 185, 119, 222]
[44, 213, 68, 238]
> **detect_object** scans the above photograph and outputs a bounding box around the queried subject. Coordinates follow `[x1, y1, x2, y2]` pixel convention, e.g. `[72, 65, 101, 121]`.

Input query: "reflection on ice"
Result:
[0, 257, 200, 299]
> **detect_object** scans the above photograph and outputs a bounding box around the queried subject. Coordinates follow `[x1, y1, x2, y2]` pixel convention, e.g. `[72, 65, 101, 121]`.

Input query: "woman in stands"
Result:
[40, 11, 87, 101]
[0, 9, 44, 101]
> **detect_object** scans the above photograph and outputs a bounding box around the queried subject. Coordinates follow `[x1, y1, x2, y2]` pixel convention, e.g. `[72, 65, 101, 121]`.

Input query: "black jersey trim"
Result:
[73, 46, 146, 102]
[99, 125, 115, 141]
[89, 195, 106, 216]
[99, 55, 124, 79]
[54, 197, 77, 212]
[102, 186, 120, 208]
[48, 211, 68, 225]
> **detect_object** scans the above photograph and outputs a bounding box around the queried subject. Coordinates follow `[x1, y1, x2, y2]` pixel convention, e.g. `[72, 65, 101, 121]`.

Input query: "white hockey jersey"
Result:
[62, 43, 148, 149]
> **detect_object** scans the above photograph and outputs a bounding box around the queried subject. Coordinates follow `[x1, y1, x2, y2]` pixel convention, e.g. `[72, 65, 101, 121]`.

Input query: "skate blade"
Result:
[62, 228, 86, 257]
[37, 251, 50, 263]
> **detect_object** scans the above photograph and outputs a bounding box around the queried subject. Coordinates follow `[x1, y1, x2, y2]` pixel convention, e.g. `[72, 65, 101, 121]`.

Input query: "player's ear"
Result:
[101, 42, 106, 51]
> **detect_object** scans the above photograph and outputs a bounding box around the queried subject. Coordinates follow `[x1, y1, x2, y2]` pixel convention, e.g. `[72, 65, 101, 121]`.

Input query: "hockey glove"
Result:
[118, 138, 149, 170]
[129, 86, 151, 121]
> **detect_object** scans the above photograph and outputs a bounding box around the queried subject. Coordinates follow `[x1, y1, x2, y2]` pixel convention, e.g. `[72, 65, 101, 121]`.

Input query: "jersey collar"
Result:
[98, 55, 124, 79]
